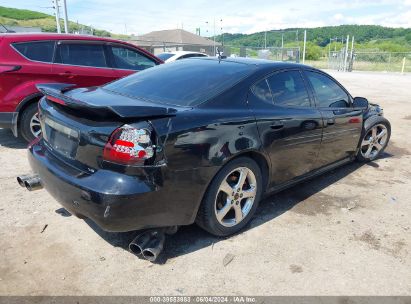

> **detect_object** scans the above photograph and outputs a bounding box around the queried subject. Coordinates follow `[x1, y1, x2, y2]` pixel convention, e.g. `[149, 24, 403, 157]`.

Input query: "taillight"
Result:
[103, 125, 155, 165]
[0, 65, 21, 73]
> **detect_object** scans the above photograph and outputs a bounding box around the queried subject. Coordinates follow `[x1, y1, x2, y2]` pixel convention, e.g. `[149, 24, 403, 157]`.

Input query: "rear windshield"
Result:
[104, 59, 253, 107]
[156, 53, 175, 61]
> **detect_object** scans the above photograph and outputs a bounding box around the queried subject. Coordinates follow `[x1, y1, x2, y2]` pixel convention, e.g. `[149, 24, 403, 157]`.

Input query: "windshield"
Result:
[104, 59, 253, 107]
[157, 53, 175, 61]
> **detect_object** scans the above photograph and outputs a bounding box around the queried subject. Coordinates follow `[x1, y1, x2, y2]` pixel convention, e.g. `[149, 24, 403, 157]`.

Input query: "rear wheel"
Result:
[196, 157, 262, 236]
[357, 116, 391, 162]
[20, 103, 41, 142]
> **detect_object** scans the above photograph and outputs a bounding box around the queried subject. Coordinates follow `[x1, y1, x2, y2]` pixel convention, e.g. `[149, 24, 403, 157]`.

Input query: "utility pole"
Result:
[343, 35, 349, 72]
[350, 36, 355, 72]
[302, 30, 307, 64]
[62, 0, 69, 33]
[52, 0, 61, 33]
[264, 31, 267, 49]
[220, 19, 224, 48]
[213, 18, 216, 56]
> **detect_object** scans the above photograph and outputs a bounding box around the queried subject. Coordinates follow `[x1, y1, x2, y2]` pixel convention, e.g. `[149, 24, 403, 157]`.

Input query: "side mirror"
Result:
[353, 97, 369, 109]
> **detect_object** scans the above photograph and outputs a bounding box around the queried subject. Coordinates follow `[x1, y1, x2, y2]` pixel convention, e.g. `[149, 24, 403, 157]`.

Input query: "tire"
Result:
[20, 103, 41, 143]
[356, 116, 391, 162]
[196, 157, 263, 236]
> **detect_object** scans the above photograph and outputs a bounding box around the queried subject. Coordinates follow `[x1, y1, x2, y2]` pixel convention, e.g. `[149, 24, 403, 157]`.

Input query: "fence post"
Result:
[402, 57, 406, 74]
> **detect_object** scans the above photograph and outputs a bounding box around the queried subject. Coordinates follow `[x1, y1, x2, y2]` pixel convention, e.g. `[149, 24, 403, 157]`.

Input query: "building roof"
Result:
[131, 29, 220, 46]
[0, 26, 42, 33]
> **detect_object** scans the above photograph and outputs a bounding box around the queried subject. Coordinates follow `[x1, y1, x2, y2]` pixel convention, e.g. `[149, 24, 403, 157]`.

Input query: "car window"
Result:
[12, 41, 55, 63]
[104, 59, 253, 107]
[157, 53, 175, 61]
[111, 46, 156, 71]
[178, 54, 207, 60]
[305, 71, 350, 108]
[56, 43, 108, 68]
[252, 79, 272, 104]
[266, 70, 311, 107]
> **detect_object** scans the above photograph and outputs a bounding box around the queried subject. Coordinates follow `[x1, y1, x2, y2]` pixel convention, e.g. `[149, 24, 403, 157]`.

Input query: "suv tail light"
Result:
[0, 65, 21, 73]
[103, 125, 155, 165]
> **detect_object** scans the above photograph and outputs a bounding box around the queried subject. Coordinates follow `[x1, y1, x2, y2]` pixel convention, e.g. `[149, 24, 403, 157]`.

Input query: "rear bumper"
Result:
[0, 112, 18, 136]
[28, 140, 216, 232]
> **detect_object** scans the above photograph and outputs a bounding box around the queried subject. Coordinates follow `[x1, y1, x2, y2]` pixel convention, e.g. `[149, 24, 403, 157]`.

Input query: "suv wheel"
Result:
[20, 103, 41, 142]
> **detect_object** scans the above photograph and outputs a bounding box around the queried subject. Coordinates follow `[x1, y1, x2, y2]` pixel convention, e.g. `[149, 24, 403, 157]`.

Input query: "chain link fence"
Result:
[127, 38, 410, 73]
[222, 46, 300, 62]
[317, 50, 411, 73]
[352, 52, 411, 73]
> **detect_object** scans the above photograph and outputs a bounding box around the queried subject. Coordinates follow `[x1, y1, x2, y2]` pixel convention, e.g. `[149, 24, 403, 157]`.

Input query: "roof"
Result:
[0, 26, 42, 33]
[131, 29, 220, 46]
[160, 51, 207, 55]
[198, 57, 309, 68]
[0, 33, 127, 44]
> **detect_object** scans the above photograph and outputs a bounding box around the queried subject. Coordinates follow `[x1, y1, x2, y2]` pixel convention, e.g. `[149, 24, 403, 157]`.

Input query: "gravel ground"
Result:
[0, 71, 410, 296]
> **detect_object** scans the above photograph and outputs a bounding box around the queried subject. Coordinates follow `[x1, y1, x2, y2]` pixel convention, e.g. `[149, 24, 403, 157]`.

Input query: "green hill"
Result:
[0, 5, 115, 37]
[217, 25, 411, 56]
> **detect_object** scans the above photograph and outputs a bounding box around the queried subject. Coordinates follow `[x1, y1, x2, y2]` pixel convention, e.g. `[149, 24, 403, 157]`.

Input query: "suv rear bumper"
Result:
[27, 140, 212, 232]
[0, 112, 18, 136]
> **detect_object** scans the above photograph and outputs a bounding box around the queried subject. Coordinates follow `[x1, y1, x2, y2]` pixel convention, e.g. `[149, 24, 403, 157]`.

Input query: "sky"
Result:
[1, 0, 410, 35]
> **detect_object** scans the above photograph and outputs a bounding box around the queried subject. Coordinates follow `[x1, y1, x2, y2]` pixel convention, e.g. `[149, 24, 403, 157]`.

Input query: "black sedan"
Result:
[19, 58, 390, 260]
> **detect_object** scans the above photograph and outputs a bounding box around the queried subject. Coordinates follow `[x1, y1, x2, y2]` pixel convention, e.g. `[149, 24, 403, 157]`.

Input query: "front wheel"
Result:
[357, 116, 391, 162]
[196, 157, 263, 236]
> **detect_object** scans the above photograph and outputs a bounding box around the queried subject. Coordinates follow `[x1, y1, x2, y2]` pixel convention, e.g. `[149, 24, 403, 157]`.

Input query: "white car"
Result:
[157, 51, 208, 63]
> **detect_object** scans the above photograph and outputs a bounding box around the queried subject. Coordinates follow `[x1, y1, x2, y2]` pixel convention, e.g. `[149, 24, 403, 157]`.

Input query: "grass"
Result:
[0, 6, 49, 20]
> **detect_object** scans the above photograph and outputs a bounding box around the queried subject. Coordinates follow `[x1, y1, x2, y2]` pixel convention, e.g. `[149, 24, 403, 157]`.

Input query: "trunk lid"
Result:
[37, 84, 180, 171]
[37, 83, 182, 120]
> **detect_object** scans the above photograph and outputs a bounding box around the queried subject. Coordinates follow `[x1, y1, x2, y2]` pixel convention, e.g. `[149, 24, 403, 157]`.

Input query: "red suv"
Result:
[0, 33, 162, 142]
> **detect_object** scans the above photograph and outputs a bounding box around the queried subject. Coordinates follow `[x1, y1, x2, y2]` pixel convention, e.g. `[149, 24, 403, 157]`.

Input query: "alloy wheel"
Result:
[29, 112, 42, 138]
[360, 124, 388, 159]
[214, 167, 257, 227]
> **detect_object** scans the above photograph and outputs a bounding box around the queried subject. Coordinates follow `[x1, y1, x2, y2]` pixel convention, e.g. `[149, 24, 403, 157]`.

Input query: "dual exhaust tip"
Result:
[17, 174, 43, 191]
[129, 229, 166, 262]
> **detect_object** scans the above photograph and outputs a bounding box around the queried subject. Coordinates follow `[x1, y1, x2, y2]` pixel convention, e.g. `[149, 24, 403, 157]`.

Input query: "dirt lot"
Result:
[0, 71, 410, 296]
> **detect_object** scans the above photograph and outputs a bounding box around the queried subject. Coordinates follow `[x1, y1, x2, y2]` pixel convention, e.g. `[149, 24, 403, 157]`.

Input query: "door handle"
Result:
[58, 71, 77, 77]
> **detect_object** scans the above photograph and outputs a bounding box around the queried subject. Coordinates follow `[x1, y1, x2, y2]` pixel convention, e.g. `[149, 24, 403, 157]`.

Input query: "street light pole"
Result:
[213, 18, 216, 56]
[52, 0, 61, 33]
[302, 30, 307, 64]
[62, 0, 69, 33]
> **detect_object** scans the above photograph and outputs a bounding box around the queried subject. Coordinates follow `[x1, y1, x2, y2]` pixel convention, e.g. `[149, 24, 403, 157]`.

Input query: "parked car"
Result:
[0, 33, 163, 142]
[19, 58, 390, 261]
[157, 51, 208, 63]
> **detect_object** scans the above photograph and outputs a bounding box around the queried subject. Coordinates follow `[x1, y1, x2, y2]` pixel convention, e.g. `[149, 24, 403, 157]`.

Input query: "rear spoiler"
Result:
[36, 83, 178, 119]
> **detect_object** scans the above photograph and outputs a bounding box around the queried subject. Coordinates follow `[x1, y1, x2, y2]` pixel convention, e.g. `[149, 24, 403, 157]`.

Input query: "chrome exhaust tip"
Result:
[142, 232, 165, 262]
[24, 176, 43, 191]
[17, 174, 35, 188]
[129, 230, 154, 256]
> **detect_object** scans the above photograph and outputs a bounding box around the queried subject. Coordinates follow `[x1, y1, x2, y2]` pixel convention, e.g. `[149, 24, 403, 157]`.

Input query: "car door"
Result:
[108, 44, 158, 78]
[249, 69, 323, 187]
[52, 40, 118, 87]
[303, 70, 363, 167]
